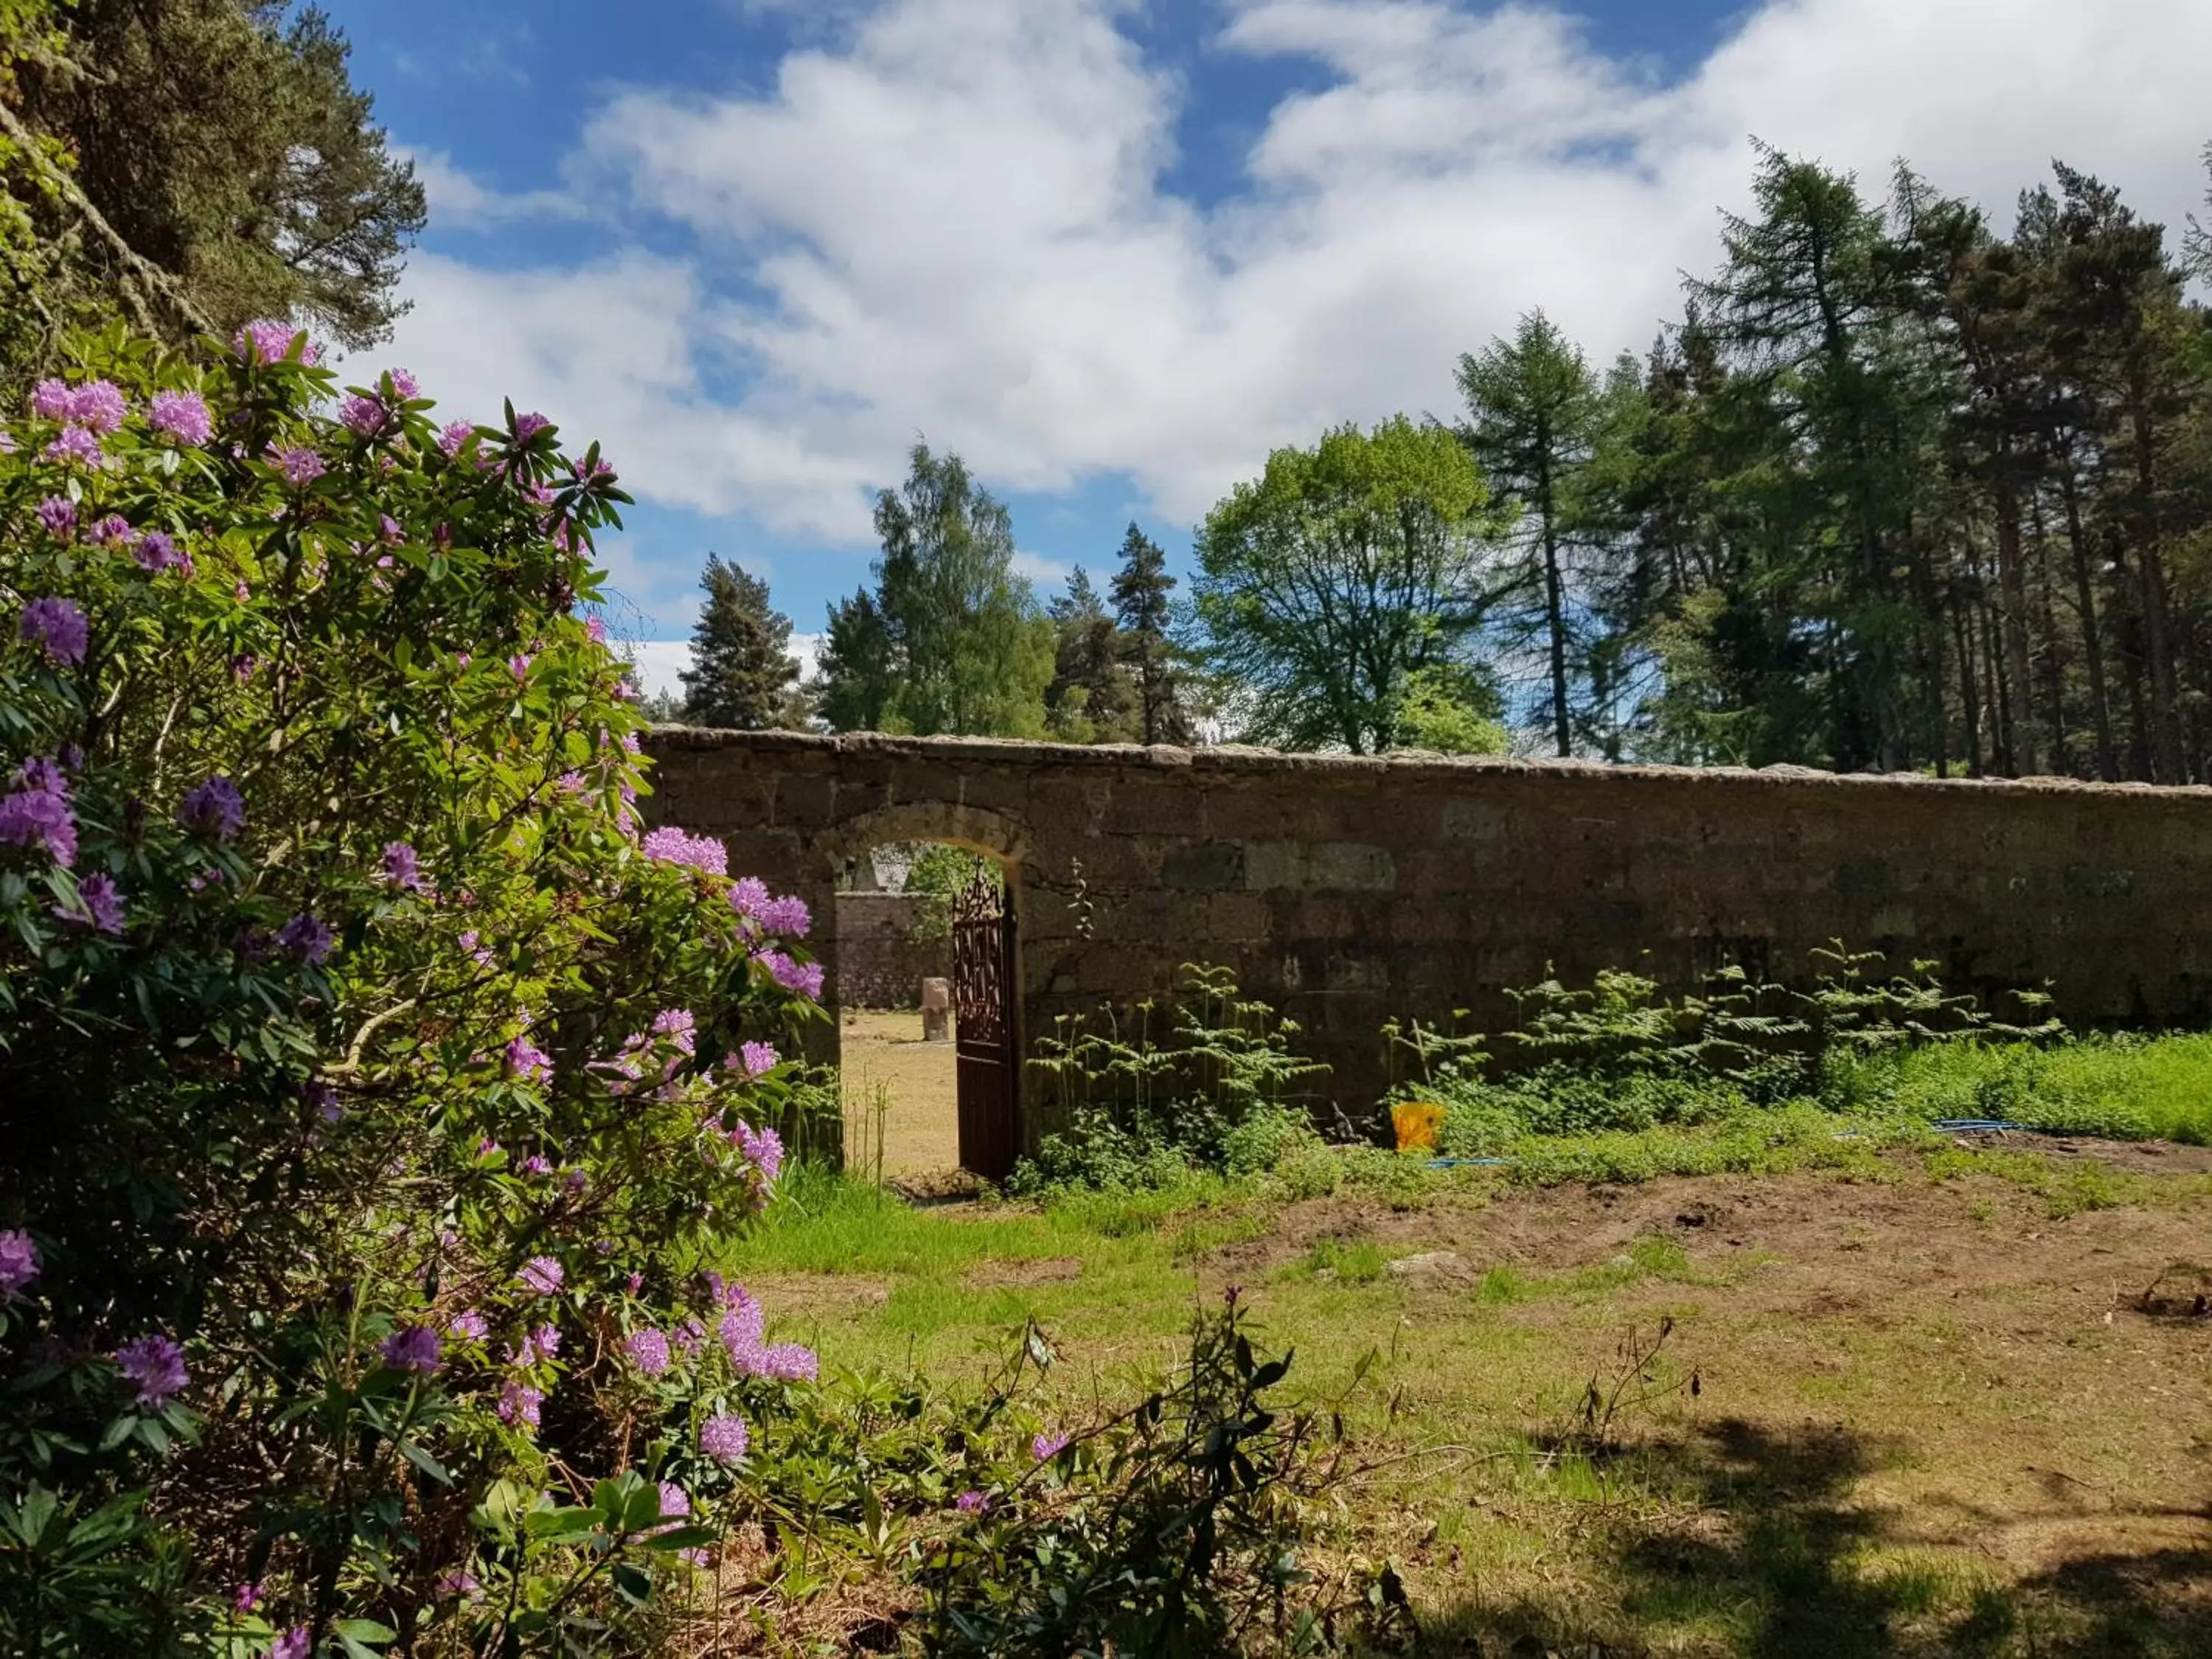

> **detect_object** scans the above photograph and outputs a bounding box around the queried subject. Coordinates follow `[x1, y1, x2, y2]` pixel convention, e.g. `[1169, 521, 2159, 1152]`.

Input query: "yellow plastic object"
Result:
[1391, 1099, 1443, 1152]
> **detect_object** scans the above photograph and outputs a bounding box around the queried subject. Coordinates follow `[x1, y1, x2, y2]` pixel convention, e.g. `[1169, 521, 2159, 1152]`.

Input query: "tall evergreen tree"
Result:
[678, 554, 801, 730]
[0, 1, 425, 385]
[1457, 310, 1604, 756]
[1045, 567, 1140, 742]
[1107, 524, 1192, 744]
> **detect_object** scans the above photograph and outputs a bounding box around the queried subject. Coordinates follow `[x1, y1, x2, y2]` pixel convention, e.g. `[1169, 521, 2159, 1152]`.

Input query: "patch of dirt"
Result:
[964, 1255, 1083, 1290]
[1944, 1127, 2212, 1175]
[736, 1270, 891, 1313]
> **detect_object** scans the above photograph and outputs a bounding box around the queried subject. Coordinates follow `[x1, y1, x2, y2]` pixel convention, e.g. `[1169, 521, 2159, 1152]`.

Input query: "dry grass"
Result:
[838, 1009, 959, 1177]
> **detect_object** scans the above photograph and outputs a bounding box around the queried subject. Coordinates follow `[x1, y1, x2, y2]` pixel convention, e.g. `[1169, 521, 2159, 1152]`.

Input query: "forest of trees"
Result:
[695, 142, 2212, 784]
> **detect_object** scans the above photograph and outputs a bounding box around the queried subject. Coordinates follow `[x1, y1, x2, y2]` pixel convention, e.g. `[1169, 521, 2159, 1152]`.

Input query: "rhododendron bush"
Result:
[0, 325, 831, 1652]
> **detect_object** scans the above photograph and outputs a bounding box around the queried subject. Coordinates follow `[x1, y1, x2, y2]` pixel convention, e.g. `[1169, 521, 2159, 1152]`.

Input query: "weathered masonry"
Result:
[646, 727, 2212, 1131]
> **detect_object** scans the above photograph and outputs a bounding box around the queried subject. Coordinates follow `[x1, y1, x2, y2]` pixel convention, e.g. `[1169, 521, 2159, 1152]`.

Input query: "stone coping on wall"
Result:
[645, 723, 2212, 801]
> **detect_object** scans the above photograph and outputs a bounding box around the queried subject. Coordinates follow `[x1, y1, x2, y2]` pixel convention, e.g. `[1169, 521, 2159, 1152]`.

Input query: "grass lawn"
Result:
[724, 1129, 2212, 1656]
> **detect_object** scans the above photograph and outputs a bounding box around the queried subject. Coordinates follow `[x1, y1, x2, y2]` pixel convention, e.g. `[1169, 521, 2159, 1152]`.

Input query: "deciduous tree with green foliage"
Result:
[1191, 416, 1500, 754]
[815, 444, 1054, 737]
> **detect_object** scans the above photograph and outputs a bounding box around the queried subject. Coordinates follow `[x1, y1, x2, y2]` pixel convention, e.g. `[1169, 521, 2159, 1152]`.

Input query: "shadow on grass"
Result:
[1383, 1417, 2210, 1658]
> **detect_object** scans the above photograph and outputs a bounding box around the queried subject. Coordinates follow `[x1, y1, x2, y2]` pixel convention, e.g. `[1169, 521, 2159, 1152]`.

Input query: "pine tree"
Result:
[1046, 567, 1139, 742]
[1456, 310, 1604, 757]
[1107, 524, 1192, 744]
[678, 555, 800, 730]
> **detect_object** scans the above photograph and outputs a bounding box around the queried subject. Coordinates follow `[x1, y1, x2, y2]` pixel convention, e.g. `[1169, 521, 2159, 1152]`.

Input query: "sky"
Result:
[323, 0, 2212, 697]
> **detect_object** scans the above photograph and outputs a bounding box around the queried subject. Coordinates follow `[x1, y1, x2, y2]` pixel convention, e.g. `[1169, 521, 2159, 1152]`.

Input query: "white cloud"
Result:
[397, 147, 591, 229]
[388, 0, 2212, 546]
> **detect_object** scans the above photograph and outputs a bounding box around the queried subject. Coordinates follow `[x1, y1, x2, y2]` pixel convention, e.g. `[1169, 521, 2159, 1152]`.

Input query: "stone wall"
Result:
[645, 728, 2212, 1133]
[832, 891, 950, 1009]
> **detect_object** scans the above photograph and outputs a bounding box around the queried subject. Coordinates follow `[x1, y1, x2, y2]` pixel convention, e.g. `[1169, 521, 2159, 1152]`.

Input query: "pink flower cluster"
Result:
[0, 1230, 38, 1298]
[713, 1279, 816, 1382]
[640, 826, 728, 876]
[0, 757, 76, 866]
[19, 597, 88, 666]
[32, 378, 126, 433]
[234, 319, 320, 366]
[147, 389, 212, 445]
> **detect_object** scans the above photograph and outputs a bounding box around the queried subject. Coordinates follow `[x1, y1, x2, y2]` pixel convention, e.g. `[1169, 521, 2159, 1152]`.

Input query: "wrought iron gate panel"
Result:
[951, 871, 1019, 1181]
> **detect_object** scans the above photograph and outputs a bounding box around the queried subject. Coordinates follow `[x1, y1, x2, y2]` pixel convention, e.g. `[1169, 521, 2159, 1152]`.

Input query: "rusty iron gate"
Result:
[951, 869, 1019, 1181]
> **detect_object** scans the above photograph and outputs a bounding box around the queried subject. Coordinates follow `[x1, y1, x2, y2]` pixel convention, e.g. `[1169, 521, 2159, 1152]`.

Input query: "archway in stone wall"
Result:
[816, 804, 1029, 1182]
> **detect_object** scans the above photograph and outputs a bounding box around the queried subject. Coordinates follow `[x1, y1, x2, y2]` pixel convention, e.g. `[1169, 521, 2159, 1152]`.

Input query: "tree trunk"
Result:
[2058, 465, 2118, 781]
[1992, 462, 2039, 774]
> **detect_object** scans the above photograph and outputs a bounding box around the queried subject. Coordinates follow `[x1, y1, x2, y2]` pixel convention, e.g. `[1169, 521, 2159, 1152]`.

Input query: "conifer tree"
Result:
[1045, 567, 1139, 742]
[678, 554, 801, 730]
[1107, 524, 1192, 744]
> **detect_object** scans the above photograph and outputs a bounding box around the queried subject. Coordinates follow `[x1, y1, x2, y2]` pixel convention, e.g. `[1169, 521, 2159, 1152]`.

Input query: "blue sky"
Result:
[321, 0, 2212, 692]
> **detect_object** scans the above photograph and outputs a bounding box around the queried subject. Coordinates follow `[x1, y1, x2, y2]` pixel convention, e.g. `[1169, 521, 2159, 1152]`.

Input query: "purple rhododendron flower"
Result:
[1032, 1432, 1071, 1462]
[148, 389, 212, 445]
[518, 1256, 563, 1295]
[235, 319, 319, 365]
[657, 1481, 691, 1524]
[68, 380, 126, 433]
[338, 393, 389, 438]
[732, 1040, 779, 1079]
[700, 1413, 750, 1464]
[651, 1007, 695, 1056]
[731, 1121, 784, 1184]
[639, 826, 728, 876]
[385, 367, 420, 400]
[35, 495, 75, 540]
[518, 1154, 551, 1177]
[232, 1582, 260, 1613]
[625, 1328, 671, 1377]
[380, 1324, 442, 1374]
[380, 841, 425, 891]
[271, 445, 324, 487]
[955, 1490, 989, 1514]
[277, 913, 332, 964]
[448, 1310, 489, 1341]
[508, 653, 532, 679]
[20, 597, 88, 666]
[435, 1570, 480, 1601]
[269, 1627, 311, 1659]
[0, 757, 77, 866]
[585, 616, 607, 644]
[506, 1034, 552, 1081]
[762, 1342, 817, 1382]
[498, 1380, 543, 1428]
[44, 425, 103, 467]
[728, 876, 769, 920]
[29, 378, 69, 418]
[55, 870, 125, 934]
[88, 514, 131, 546]
[757, 895, 812, 937]
[437, 420, 474, 456]
[0, 1230, 38, 1298]
[134, 531, 188, 574]
[758, 950, 824, 1001]
[115, 1334, 188, 1407]
[512, 411, 552, 442]
[177, 776, 244, 840]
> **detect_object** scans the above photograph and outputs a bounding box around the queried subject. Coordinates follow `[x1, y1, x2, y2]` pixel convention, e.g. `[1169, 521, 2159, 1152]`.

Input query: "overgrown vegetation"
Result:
[1014, 964, 1330, 1193]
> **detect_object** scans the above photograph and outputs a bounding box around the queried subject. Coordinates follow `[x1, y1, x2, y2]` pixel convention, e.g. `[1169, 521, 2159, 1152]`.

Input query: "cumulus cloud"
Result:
[383, 0, 2212, 546]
